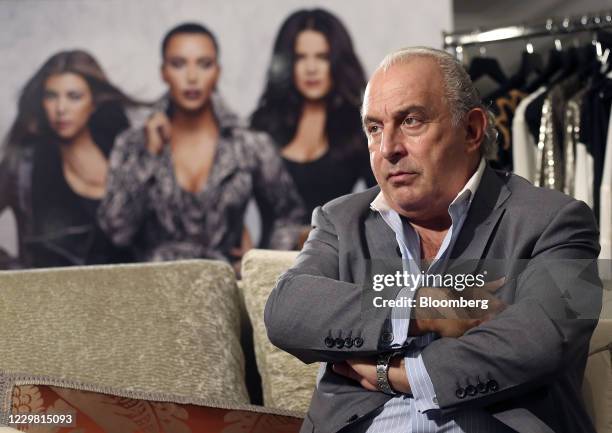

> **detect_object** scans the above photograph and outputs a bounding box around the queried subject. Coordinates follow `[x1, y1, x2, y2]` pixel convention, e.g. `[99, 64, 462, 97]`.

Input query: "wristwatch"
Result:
[376, 351, 400, 395]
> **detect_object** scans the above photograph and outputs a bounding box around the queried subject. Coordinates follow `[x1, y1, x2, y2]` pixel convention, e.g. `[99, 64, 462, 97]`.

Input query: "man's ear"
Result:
[464, 107, 488, 154]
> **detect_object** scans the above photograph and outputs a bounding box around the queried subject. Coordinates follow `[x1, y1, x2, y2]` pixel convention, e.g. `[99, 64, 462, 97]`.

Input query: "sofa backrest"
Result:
[0, 260, 249, 406]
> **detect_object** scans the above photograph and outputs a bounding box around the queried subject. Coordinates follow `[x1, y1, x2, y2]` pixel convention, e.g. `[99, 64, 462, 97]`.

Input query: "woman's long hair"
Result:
[3, 50, 138, 158]
[251, 9, 366, 156]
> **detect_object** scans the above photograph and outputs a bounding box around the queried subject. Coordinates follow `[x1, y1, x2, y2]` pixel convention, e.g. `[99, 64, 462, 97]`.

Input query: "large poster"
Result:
[0, 0, 452, 269]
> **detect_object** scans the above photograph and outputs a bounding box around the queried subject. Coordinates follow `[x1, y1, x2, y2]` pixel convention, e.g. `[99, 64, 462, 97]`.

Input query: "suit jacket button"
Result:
[466, 385, 477, 396]
[335, 337, 345, 349]
[477, 382, 487, 393]
[346, 414, 359, 423]
[354, 337, 364, 347]
[324, 337, 334, 348]
[487, 380, 499, 392]
[456, 387, 466, 399]
[344, 337, 354, 348]
[381, 332, 394, 343]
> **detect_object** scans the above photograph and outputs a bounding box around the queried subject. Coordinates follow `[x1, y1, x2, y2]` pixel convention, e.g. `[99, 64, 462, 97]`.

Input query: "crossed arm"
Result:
[264, 199, 602, 409]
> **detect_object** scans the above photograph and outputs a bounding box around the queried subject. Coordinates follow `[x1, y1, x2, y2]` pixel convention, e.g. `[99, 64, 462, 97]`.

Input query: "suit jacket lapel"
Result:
[451, 166, 511, 262]
[364, 211, 400, 260]
[362, 211, 404, 318]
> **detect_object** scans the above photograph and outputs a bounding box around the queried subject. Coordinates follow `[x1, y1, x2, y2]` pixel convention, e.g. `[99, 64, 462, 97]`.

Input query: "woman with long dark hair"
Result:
[97, 23, 305, 268]
[0, 50, 136, 268]
[251, 8, 375, 243]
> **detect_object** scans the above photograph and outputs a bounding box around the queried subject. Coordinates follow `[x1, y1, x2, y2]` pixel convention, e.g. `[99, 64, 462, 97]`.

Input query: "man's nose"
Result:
[380, 128, 407, 163]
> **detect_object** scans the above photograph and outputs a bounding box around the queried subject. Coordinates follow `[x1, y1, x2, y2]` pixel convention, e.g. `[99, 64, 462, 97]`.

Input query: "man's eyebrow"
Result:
[362, 105, 428, 125]
[391, 104, 428, 120]
[362, 114, 381, 125]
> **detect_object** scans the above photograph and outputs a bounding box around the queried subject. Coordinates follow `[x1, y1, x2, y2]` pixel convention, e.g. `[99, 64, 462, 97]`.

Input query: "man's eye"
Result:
[368, 125, 381, 134]
[403, 117, 421, 126]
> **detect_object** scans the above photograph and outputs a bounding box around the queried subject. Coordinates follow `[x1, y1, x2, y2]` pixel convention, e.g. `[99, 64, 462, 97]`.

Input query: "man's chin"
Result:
[385, 193, 426, 215]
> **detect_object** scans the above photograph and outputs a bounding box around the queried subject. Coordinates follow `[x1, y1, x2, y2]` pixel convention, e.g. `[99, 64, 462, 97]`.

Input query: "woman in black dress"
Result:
[0, 50, 136, 268]
[251, 8, 375, 244]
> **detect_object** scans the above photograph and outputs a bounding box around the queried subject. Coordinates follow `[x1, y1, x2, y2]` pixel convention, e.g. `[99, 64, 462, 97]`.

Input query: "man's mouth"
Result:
[387, 171, 419, 184]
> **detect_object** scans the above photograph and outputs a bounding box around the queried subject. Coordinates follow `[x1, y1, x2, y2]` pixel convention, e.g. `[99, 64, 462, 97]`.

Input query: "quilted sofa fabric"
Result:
[240, 249, 318, 414]
[0, 260, 249, 404]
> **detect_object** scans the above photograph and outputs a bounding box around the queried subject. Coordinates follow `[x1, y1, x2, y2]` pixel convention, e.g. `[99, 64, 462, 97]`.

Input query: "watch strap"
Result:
[376, 351, 399, 395]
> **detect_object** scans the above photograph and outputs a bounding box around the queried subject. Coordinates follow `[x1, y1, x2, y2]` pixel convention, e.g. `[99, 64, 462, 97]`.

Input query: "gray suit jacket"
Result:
[264, 167, 602, 433]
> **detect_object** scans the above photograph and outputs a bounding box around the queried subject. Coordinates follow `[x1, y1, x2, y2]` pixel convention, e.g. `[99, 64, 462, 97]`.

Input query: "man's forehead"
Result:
[363, 59, 443, 116]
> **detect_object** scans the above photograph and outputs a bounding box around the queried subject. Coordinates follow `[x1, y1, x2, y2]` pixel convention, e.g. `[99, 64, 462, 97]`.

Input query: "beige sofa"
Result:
[0, 252, 609, 432]
[0, 259, 302, 432]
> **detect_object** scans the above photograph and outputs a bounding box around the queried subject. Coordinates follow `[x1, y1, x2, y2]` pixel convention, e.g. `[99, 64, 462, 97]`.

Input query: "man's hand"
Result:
[332, 356, 410, 394]
[145, 112, 172, 155]
[411, 277, 507, 338]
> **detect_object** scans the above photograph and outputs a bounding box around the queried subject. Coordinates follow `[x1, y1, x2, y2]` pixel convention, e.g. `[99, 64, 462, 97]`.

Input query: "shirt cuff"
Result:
[404, 350, 439, 413]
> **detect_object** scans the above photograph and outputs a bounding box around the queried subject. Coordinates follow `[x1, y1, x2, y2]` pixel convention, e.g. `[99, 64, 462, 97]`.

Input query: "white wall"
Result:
[0, 0, 452, 255]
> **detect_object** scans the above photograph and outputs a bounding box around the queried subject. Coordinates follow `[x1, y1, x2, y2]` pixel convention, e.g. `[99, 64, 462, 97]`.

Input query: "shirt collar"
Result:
[370, 157, 486, 214]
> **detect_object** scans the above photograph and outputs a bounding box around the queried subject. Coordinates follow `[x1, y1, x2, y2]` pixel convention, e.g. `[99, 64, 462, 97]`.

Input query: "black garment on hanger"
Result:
[485, 51, 543, 102]
[468, 56, 508, 86]
[580, 73, 612, 221]
[524, 47, 582, 147]
[525, 49, 564, 94]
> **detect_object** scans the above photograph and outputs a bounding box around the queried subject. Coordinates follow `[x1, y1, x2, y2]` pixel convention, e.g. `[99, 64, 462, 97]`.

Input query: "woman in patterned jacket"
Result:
[97, 23, 305, 268]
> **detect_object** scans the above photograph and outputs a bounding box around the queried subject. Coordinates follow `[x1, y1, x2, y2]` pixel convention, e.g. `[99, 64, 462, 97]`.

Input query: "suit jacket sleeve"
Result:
[421, 199, 602, 410]
[264, 204, 394, 364]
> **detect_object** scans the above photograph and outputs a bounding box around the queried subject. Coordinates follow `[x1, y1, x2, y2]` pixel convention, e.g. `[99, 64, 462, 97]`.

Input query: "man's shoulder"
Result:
[503, 170, 577, 210]
[320, 186, 381, 216]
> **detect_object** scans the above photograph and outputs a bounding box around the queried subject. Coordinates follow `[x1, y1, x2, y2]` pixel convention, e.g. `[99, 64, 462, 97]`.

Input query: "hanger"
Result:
[525, 47, 563, 93]
[484, 42, 543, 101]
[594, 28, 612, 74]
[467, 44, 508, 86]
[514, 41, 544, 91]
[548, 43, 579, 85]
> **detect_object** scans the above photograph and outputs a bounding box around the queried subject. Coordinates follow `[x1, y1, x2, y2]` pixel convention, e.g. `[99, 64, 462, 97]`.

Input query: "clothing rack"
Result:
[444, 10, 612, 58]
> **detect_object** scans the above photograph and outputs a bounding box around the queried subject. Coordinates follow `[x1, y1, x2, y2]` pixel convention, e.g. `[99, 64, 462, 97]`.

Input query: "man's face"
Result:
[363, 57, 478, 219]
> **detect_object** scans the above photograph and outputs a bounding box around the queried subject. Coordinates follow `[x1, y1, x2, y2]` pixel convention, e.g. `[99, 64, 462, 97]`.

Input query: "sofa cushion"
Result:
[240, 250, 318, 413]
[0, 260, 248, 404]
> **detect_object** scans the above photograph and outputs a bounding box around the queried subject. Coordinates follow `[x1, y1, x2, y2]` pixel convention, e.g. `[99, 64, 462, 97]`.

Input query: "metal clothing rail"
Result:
[444, 10, 612, 50]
